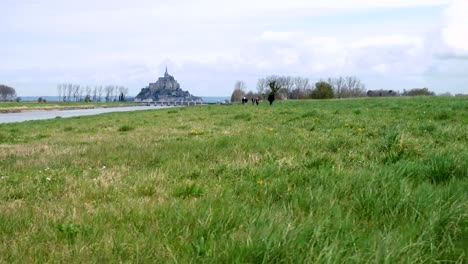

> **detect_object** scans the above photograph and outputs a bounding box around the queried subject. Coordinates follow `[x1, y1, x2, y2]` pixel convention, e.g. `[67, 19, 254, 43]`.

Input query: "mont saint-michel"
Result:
[134, 67, 202, 103]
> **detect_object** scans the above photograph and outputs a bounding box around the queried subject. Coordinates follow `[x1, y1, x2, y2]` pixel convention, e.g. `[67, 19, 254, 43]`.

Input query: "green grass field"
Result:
[0, 96, 467, 263]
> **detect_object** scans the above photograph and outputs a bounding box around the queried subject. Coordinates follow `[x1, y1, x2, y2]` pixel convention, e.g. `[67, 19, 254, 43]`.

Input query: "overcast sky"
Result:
[1, 0, 467, 96]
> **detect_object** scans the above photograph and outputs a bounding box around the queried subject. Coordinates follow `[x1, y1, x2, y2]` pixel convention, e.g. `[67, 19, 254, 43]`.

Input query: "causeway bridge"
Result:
[135, 100, 204, 106]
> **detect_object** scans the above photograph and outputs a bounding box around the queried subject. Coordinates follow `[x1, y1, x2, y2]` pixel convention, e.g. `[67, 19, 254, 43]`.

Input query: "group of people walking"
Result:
[241, 97, 260, 105]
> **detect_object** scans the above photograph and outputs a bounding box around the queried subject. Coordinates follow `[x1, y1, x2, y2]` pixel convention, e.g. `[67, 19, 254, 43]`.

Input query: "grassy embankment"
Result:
[0, 96, 467, 263]
[0, 101, 137, 113]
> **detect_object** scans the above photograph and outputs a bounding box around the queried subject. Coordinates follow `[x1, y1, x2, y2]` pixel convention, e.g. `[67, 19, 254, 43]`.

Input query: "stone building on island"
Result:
[135, 67, 202, 103]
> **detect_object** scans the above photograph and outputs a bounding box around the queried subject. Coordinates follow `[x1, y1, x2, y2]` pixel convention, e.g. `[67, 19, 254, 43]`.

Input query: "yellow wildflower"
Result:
[189, 129, 205, 135]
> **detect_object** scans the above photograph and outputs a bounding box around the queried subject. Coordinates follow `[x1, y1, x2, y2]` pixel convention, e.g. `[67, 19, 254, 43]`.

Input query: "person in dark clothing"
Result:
[268, 93, 275, 106]
[255, 97, 259, 105]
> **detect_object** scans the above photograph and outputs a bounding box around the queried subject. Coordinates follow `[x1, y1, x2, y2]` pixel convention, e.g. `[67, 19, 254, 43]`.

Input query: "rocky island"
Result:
[134, 67, 202, 103]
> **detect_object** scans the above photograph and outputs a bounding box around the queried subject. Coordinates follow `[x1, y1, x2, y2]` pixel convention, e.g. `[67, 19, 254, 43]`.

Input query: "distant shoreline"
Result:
[15, 96, 230, 103]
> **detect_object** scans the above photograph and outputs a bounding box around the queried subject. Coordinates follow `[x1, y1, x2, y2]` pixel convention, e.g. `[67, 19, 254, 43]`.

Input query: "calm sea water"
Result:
[0, 106, 174, 124]
[0, 96, 231, 124]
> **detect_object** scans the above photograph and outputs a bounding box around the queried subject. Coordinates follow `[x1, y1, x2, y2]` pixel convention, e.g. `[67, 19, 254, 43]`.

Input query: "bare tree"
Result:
[104, 85, 113, 102]
[122, 87, 128, 99]
[78, 85, 85, 101]
[0, 84, 17, 101]
[72, 85, 80, 102]
[256, 78, 268, 97]
[294, 77, 310, 91]
[57, 84, 63, 102]
[343, 76, 366, 97]
[117, 86, 129, 101]
[234, 81, 247, 91]
[327, 76, 366, 98]
[66, 84, 73, 102]
[92, 86, 97, 102]
[112, 86, 119, 101]
[97, 86, 103, 102]
[328, 77, 346, 99]
[279, 76, 294, 99]
[85, 86, 92, 102]
[292, 77, 311, 99]
[231, 81, 247, 102]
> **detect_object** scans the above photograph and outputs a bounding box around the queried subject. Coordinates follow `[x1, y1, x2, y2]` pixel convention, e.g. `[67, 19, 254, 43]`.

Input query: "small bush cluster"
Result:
[118, 125, 134, 132]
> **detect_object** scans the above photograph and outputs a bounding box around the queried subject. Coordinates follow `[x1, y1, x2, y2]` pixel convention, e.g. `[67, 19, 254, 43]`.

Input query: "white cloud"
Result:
[2, 0, 467, 96]
[350, 35, 423, 49]
[237, 31, 427, 78]
[204, 0, 449, 11]
[440, 0, 468, 53]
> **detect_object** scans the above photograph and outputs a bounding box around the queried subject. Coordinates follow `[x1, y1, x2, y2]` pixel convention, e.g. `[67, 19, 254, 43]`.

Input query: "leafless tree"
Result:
[72, 85, 80, 102]
[117, 86, 129, 101]
[291, 77, 311, 99]
[112, 86, 119, 101]
[327, 77, 346, 98]
[279, 76, 294, 99]
[343, 76, 366, 97]
[234, 81, 247, 91]
[122, 87, 128, 98]
[294, 77, 310, 91]
[85, 86, 92, 101]
[327, 76, 366, 98]
[231, 81, 247, 102]
[78, 85, 85, 101]
[104, 85, 113, 102]
[92, 86, 97, 102]
[57, 84, 63, 101]
[256, 78, 269, 97]
[0, 84, 17, 101]
[97, 86, 103, 102]
[66, 84, 73, 102]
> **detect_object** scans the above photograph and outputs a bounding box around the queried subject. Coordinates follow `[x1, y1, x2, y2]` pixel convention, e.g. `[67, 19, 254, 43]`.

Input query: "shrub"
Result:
[311, 81, 334, 99]
[403, 88, 435, 96]
[118, 125, 134, 132]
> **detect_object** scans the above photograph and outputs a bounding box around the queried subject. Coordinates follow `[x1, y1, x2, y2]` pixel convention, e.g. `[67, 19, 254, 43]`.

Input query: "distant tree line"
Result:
[0, 84, 18, 101]
[231, 75, 367, 102]
[231, 76, 453, 103]
[57, 84, 129, 102]
[402, 88, 435, 96]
